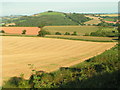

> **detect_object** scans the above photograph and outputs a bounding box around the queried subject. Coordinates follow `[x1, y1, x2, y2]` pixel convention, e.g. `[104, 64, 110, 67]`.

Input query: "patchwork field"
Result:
[1, 36, 116, 85]
[1, 26, 99, 36]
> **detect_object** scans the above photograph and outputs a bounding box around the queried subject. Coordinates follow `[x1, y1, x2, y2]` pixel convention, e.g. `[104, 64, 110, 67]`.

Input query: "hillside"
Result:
[4, 11, 91, 26]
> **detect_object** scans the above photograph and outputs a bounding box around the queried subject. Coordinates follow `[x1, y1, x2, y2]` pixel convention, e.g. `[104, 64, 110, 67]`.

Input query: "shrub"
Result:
[0, 30, 5, 33]
[64, 32, 70, 35]
[22, 30, 26, 34]
[37, 29, 50, 37]
[55, 32, 62, 35]
[71, 31, 77, 35]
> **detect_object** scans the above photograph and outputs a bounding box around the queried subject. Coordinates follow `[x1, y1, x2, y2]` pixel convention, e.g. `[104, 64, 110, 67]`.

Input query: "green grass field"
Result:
[103, 18, 116, 22]
[44, 26, 118, 36]
[44, 26, 100, 35]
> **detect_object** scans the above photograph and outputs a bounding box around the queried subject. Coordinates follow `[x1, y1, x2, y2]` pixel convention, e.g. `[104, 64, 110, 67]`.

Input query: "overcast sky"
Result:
[0, 0, 119, 16]
[0, 0, 119, 2]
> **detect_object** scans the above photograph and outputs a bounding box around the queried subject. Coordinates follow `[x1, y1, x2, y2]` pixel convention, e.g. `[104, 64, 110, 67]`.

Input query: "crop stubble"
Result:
[1, 36, 116, 85]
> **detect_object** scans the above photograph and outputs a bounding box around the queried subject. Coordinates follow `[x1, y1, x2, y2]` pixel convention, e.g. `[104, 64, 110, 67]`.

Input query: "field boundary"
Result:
[45, 36, 117, 42]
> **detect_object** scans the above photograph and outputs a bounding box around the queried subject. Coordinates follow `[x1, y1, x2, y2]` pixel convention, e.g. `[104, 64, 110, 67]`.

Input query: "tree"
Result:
[55, 32, 62, 35]
[38, 23, 47, 37]
[22, 30, 26, 34]
[64, 32, 70, 35]
[38, 29, 48, 37]
[0, 30, 5, 33]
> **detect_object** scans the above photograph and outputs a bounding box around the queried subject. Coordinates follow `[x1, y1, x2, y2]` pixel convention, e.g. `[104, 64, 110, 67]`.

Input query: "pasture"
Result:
[1, 36, 116, 85]
[44, 26, 99, 35]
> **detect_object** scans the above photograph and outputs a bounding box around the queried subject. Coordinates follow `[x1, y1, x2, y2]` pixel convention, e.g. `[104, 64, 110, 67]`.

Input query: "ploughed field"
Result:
[1, 36, 116, 83]
[0, 27, 40, 35]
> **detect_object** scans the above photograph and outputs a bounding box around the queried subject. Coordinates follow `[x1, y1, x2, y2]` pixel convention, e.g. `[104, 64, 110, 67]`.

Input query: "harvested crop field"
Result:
[0, 27, 40, 35]
[84, 15, 101, 24]
[1, 36, 116, 85]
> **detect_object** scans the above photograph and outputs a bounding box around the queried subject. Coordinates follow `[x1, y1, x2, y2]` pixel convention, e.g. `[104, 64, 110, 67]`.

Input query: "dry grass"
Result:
[84, 15, 101, 24]
[100, 14, 118, 17]
[1, 36, 116, 85]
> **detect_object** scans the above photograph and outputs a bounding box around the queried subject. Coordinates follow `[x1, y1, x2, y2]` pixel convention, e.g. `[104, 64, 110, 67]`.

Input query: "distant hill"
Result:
[5, 11, 91, 26]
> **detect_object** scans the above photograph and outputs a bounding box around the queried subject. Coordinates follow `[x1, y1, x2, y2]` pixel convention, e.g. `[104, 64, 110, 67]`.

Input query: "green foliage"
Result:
[64, 13, 91, 24]
[8, 12, 92, 26]
[55, 32, 62, 35]
[22, 30, 26, 34]
[37, 29, 50, 37]
[97, 22, 116, 27]
[0, 30, 5, 33]
[71, 31, 77, 35]
[64, 32, 70, 35]
[90, 30, 119, 37]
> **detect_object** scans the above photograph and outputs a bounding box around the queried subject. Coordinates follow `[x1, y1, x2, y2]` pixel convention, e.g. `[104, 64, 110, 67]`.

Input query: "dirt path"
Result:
[1, 36, 117, 85]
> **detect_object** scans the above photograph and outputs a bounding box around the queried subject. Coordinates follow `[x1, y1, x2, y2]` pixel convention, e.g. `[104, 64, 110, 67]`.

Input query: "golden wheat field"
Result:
[1, 36, 117, 85]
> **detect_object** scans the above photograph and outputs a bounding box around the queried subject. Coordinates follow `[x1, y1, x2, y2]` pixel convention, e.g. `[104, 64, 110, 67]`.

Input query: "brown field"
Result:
[0, 27, 40, 35]
[1, 36, 116, 85]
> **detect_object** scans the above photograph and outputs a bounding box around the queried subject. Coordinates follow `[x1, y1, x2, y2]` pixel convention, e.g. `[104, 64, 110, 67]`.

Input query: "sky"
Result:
[0, 0, 119, 16]
[0, 0, 119, 2]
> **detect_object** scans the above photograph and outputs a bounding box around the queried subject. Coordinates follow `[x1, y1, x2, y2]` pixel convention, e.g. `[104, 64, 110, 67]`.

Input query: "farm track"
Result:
[1, 36, 117, 85]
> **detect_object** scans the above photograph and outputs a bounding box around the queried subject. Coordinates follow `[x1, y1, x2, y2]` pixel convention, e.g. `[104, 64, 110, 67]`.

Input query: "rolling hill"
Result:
[5, 11, 91, 26]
